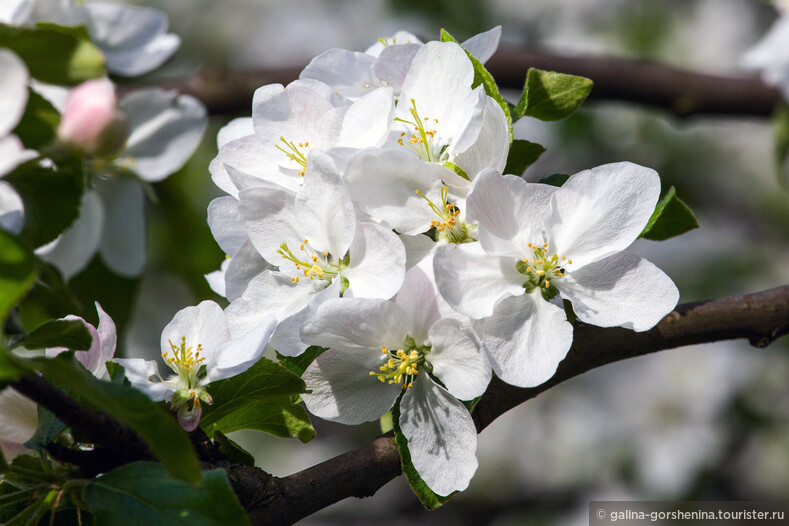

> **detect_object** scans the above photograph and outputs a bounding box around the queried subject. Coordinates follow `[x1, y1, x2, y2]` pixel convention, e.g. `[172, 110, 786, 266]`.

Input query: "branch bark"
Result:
[234, 284, 789, 525]
[146, 47, 782, 118]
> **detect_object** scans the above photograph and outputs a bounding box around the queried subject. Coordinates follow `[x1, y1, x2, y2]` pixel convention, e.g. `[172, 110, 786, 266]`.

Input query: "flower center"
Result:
[395, 99, 447, 163]
[162, 336, 213, 429]
[416, 186, 476, 244]
[275, 137, 309, 176]
[515, 242, 572, 295]
[278, 238, 350, 290]
[369, 336, 429, 390]
[162, 336, 205, 384]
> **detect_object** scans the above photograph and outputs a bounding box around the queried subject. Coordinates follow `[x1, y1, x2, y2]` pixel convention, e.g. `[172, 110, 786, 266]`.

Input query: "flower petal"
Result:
[556, 251, 679, 331]
[217, 117, 254, 149]
[549, 162, 660, 268]
[207, 314, 277, 382]
[207, 196, 246, 256]
[300, 48, 377, 100]
[372, 43, 421, 93]
[433, 242, 524, 319]
[336, 86, 393, 148]
[343, 223, 405, 300]
[483, 291, 573, 388]
[0, 180, 24, 235]
[160, 301, 231, 369]
[224, 240, 272, 302]
[461, 26, 501, 64]
[0, 49, 29, 138]
[94, 302, 117, 371]
[115, 358, 176, 401]
[427, 318, 489, 400]
[0, 388, 37, 458]
[395, 258, 444, 341]
[302, 347, 402, 425]
[399, 376, 478, 496]
[237, 184, 300, 267]
[269, 278, 341, 357]
[451, 96, 509, 176]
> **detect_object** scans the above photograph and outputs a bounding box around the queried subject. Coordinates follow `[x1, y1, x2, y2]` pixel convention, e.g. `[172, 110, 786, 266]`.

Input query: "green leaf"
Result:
[23, 408, 65, 453]
[29, 354, 202, 485]
[774, 103, 789, 186]
[4, 165, 83, 248]
[538, 173, 570, 187]
[203, 397, 315, 443]
[213, 432, 255, 466]
[639, 186, 699, 241]
[0, 229, 37, 324]
[0, 350, 26, 383]
[392, 401, 454, 510]
[13, 89, 60, 150]
[515, 68, 593, 121]
[10, 319, 92, 351]
[82, 462, 250, 526]
[504, 140, 546, 175]
[277, 346, 326, 377]
[0, 23, 105, 85]
[440, 28, 512, 142]
[442, 161, 470, 181]
[200, 357, 307, 432]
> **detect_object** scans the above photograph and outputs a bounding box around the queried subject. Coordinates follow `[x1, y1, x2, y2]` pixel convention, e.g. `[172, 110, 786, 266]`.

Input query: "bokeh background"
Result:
[32, 1, 789, 524]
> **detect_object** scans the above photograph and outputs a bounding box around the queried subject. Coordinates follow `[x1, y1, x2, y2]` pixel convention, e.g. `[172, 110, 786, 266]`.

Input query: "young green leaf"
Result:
[0, 24, 105, 85]
[203, 398, 315, 443]
[10, 319, 92, 351]
[516, 68, 593, 121]
[12, 89, 60, 150]
[29, 354, 202, 485]
[200, 357, 307, 432]
[277, 346, 326, 377]
[639, 186, 699, 241]
[504, 140, 546, 175]
[0, 229, 37, 324]
[440, 28, 513, 142]
[82, 462, 250, 526]
[392, 402, 455, 510]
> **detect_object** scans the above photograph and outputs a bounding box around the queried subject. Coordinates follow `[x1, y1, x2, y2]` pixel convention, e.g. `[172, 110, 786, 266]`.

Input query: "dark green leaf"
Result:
[277, 346, 326, 377]
[392, 401, 454, 510]
[13, 89, 60, 150]
[515, 68, 593, 121]
[200, 357, 306, 432]
[23, 408, 65, 453]
[11, 319, 92, 351]
[203, 397, 315, 443]
[82, 462, 250, 526]
[4, 165, 82, 248]
[0, 229, 37, 324]
[440, 28, 512, 142]
[30, 354, 202, 485]
[0, 23, 105, 85]
[213, 432, 255, 466]
[639, 186, 700, 241]
[538, 173, 570, 187]
[504, 140, 546, 175]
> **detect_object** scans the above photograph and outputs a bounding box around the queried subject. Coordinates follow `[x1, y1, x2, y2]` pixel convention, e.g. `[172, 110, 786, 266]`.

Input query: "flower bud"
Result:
[57, 78, 129, 157]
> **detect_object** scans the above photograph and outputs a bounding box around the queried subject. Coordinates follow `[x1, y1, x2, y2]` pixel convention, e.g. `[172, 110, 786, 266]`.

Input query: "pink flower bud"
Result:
[57, 79, 129, 157]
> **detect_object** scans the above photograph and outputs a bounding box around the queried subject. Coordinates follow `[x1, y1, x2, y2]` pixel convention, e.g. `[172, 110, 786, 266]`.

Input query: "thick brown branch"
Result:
[238, 284, 789, 525]
[145, 48, 781, 118]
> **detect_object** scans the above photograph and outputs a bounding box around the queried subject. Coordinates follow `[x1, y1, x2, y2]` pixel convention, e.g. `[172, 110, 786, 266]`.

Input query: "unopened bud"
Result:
[57, 78, 129, 157]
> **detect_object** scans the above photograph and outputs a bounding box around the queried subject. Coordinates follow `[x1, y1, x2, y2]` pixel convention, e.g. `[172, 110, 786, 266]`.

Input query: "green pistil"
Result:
[516, 243, 571, 299]
[415, 187, 476, 245]
[277, 240, 348, 284]
[395, 99, 439, 162]
[274, 137, 308, 175]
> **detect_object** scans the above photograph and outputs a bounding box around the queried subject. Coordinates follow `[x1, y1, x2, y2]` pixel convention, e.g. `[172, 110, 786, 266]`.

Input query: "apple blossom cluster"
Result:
[741, 0, 789, 99]
[201, 27, 680, 497]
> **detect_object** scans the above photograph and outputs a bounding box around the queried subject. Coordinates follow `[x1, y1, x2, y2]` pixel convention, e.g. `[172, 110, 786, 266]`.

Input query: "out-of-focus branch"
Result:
[236, 284, 789, 526]
[145, 48, 782, 118]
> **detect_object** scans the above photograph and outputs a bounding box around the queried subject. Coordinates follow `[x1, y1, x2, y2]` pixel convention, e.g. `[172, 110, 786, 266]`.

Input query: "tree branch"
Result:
[146, 47, 781, 118]
[234, 284, 789, 525]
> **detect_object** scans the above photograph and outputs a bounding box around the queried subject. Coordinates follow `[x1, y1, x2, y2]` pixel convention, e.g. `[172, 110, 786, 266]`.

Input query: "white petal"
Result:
[549, 162, 661, 268]
[216, 117, 254, 149]
[336, 86, 393, 148]
[345, 148, 450, 235]
[207, 196, 245, 256]
[300, 48, 378, 100]
[207, 315, 277, 382]
[427, 318, 489, 400]
[482, 292, 573, 388]
[399, 233, 436, 270]
[0, 181, 24, 235]
[225, 240, 272, 302]
[300, 297, 410, 352]
[741, 18, 789, 89]
[0, 135, 36, 178]
[83, 4, 180, 77]
[365, 31, 423, 57]
[96, 177, 146, 277]
[160, 301, 232, 370]
[237, 184, 301, 267]
[295, 151, 356, 257]
[0, 0, 33, 25]
[399, 376, 478, 496]
[94, 302, 117, 373]
[0, 388, 37, 453]
[210, 135, 299, 197]
[121, 89, 207, 182]
[461, 26, 502, 64]
[433, 242, 524, 319]
[302, 347, 401, 425]
[113, 358, 175, 401]
[466, 170, 555, 257]
[0, 49, 29, 137]
[372, 43, 421, 93]
[556, 251, 679, 331]
[395, 259, 444, 340]
[452, 96, 509, 176]
[205, 258, 229, 298]
[36, 190, 104, 281]
[343, 223, 405, 300]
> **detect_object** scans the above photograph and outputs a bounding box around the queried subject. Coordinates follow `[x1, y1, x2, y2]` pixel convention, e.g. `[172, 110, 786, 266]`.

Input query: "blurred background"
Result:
[32, 0, 789, 523]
